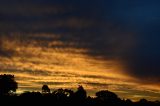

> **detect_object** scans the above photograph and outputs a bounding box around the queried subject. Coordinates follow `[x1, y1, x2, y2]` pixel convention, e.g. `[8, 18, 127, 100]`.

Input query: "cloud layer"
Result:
[0, 0, 160, 100]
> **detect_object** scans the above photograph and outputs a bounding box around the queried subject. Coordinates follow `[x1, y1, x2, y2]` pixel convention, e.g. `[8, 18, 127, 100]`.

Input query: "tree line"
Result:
[0, 74, 159, 106]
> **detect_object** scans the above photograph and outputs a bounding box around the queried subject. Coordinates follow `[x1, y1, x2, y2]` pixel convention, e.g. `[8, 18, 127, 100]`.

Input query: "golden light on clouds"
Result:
[0, 34, 160, 101]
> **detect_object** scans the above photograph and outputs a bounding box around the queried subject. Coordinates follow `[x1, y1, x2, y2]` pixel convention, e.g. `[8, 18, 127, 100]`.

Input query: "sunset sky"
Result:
[0, 0, 160, 101]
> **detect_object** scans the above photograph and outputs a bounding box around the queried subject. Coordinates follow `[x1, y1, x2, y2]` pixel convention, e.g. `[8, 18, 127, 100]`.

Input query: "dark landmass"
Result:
[0, 74, 159, 106]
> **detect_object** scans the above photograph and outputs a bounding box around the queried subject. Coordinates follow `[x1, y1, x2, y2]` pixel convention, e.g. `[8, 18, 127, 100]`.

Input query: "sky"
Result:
[0, 0, 160, 101]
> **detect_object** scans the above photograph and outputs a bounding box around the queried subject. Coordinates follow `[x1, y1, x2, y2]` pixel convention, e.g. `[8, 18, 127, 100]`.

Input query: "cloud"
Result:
[85, 82, 110, 87]
[0, 0, 160, 91]
[124, 44, 160, 83]
[2, 68, 52, 76]
[0, 36, 16, 57]
[35, 81, 72, 85]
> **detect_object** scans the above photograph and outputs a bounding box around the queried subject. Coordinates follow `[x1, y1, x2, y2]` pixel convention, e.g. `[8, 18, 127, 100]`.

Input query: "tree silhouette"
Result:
[0, 74, 18, 95]
[42, 85, 50, 93]
[96, 90, 118, 100]
[74, 85, 87, 101]
[95, 90, 121, 106]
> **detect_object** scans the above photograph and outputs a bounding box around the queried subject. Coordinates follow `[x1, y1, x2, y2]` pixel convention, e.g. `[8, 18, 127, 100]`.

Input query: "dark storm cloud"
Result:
[0, 0, 160, 83]
[115, 0, 160, 82]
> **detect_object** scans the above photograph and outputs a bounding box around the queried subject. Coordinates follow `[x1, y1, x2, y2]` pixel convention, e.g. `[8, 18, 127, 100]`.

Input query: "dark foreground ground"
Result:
[1, 74, 159, 106]
[0, 94, 159, 106]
